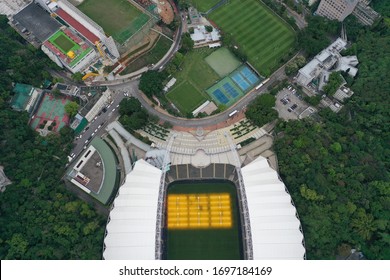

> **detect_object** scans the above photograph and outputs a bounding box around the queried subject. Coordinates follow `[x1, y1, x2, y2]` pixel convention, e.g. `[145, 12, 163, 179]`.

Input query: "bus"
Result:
[228, 110, 238, 117]
[255, 78, 270, 90]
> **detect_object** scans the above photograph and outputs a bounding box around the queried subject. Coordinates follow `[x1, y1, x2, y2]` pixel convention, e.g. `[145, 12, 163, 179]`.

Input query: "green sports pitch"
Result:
[49, 31, 79, 54]
[165, 181, 243, 260]
[209, 0, 296, 74]
[78, 0, 149, 44]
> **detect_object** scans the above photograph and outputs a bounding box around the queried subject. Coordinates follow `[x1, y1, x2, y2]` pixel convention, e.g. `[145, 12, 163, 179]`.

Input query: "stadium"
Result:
[102, 129, 306, 260]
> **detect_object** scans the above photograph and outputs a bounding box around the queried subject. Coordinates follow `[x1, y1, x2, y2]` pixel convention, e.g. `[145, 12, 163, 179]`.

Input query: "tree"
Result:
[119, 97, 142, 116]
[64, 101, 79, 118]
[323, 72, 344, 95]
[205, 25, 213, 32]
[180, 33, 194, 54]
[52, 88, 61, 97]
[71, 72, 83, 82]
[245, 94, 278, 127]
[139, 70, 167, 98]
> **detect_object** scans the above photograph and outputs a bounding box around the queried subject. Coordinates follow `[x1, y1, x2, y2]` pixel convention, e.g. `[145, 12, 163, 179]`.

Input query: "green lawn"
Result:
[167, 49, 220, 114]
[190, 0, 220, 13]
[209, 0, 296, 74]
[78, 0, 149, 43]
[120, 36, 172, 75]
[166, 181, 242, 260]
[166, 81, 206, 114]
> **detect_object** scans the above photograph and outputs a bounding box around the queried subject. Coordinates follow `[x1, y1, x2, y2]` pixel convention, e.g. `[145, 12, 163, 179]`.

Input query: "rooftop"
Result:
[13, 3, 61, 43]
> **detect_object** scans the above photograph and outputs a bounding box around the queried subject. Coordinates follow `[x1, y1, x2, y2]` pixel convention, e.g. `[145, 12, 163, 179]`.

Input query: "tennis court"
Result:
[230, 65, 262, 91]
[206, 76, 245, 106]
[30, 93, 71, 132]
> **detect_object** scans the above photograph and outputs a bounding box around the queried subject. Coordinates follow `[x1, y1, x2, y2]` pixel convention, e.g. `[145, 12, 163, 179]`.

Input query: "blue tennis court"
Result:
[212, 89, 229, 104]
[223, 83, 239, 98]
[241, 67, 260, 85]
[231, 73, 250, 91]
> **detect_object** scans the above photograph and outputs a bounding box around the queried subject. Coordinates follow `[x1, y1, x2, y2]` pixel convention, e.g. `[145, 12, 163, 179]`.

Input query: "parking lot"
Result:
[275, 85, 311, 120]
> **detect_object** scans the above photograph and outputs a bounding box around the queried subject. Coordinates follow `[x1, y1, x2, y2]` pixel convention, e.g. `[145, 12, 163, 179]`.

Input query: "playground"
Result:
[30, 93, 71, 132]
[209, 0, 296, 73]
[78, 0, 150, 44]
[166, 181, 242, 260]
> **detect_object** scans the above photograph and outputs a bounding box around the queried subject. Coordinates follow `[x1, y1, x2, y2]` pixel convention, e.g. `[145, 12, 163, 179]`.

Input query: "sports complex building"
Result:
[11, 0, 121, 73]
[101, 124, 306, 260]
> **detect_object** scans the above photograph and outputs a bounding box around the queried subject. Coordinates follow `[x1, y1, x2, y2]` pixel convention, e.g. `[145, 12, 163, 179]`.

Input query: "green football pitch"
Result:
[166, 181, 243, 260]
[78, 0, 149, 44]
[209, 0, 296, 74]
[166, 49, 220, 114]
[49, 31, 79, 54]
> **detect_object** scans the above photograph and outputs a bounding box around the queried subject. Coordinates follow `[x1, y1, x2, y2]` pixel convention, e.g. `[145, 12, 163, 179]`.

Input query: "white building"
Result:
[296, 38, 358, 91]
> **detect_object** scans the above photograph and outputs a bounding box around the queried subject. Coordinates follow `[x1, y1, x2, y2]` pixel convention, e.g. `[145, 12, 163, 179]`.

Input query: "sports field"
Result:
[190, 0, 220, 13]
[166, 49, 220, 114]
[78, 0, 149, 44]
[30, 93, 71, 132]
[166, 181, 242, 260]
[209, 0, 296, 74]
[205, 47, 241, 77]
[166, 81, 207, 114]
[49, 30, 79, 54]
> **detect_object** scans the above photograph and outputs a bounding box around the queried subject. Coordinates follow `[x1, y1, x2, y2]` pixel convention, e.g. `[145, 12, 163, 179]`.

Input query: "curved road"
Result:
[108, 62, 287, 128]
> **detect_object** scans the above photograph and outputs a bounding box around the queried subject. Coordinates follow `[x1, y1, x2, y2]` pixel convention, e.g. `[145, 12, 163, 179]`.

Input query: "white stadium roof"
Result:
[103, 159, 162, 260]
[241, 156, 306, 259]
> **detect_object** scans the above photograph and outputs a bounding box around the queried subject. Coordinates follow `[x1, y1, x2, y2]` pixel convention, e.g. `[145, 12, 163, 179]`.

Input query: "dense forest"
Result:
[273, 6, 389, 259]
[0, 16, 105, 259]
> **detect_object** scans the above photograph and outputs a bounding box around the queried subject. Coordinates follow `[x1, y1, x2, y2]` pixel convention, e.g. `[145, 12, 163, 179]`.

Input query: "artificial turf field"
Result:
[166, 81, 207, 114]
[209, 0, 296, 74]
[78, 0, 149, 44]
[166, 181, 243, 260]
[205, 47, 241, 77]
[49, 30, 79, 54]
[166, 49, 220, 114]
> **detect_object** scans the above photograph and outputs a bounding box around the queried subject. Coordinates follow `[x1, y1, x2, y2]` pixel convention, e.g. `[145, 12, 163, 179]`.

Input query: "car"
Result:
[79, 135, 82, 139]
[107, 104, 111, 109]
[102, 107, 107, 113]
[94, 129, 98, 133]
[290, 104, 298, 110]
[116, 104, 119, 108]
[112, 108, 116, 112]
[288, 108, 292, 112]
[91, 132, 95, 137]
[98, 124, 102, 129]
[84, 139, 88, 144]
[70, 153, 75, 158]
[85, 127, 89, 131]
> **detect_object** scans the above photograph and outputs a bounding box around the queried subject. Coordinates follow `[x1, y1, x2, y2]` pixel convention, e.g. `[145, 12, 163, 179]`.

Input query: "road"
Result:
[107, 64, 287, 128]
[71, 86, 134, 156]
[70, 2, 292, 155]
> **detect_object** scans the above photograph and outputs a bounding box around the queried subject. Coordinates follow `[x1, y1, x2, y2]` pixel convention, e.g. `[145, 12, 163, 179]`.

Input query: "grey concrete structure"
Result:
[316, 0, 358, 21]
